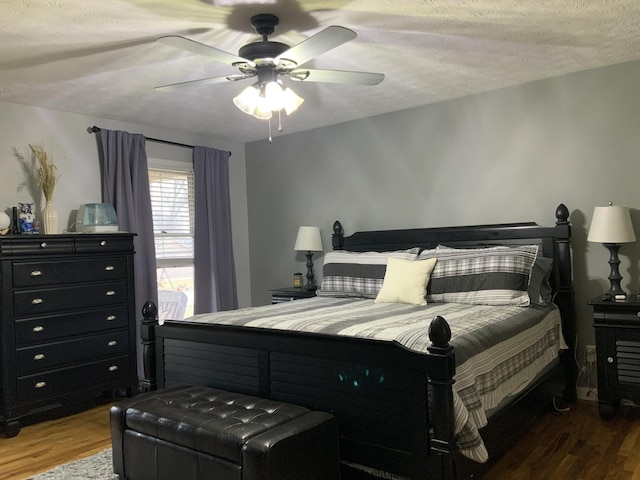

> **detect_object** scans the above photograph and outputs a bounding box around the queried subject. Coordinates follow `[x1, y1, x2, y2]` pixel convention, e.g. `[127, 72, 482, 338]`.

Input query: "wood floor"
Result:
[0, 400, 638, 480]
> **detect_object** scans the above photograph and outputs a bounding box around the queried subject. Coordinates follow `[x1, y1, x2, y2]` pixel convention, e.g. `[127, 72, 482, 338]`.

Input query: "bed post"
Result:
[332, 221, 344, 250]
[427, 315, 458, 480]
[553, 203, 577, 403]
[140, 300, 158, 392]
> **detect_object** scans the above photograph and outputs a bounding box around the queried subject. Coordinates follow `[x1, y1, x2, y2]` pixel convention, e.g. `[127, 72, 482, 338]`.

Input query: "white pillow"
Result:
[374, 257, 437, 305]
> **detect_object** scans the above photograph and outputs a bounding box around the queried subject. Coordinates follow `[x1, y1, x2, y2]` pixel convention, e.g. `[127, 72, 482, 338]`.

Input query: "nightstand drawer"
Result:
[14, 282, 128, 317]
[13, 257, 128, 287]
[17, 355, 131, 403]
[16, 330, 130, 375]
[15, 306, 130, 345]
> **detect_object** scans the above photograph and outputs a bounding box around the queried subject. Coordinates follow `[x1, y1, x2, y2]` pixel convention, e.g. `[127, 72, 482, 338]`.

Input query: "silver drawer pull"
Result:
[106, 315, 117, 321]
[108, 340, 118, 347]
[106, 290, 116, 296]
[33, 325, 44, 332]
[35, 381, 46, 388]
[40, 242, 47, 248]
[105, 265, 115, 271]
[637, 312, 640, 319]
[607, 357, 614, 364]
[31, 298, 44, 305]
[30, 270, 43, 277]
[100, 241, 107, 246]
[108, 365, 119, 372]
[34, 353, 45, 361]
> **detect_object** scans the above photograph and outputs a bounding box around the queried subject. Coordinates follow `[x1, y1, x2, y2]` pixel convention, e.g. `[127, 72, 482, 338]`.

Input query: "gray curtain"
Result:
[98, 129, 157, 378]
[193, 146, 238, 313]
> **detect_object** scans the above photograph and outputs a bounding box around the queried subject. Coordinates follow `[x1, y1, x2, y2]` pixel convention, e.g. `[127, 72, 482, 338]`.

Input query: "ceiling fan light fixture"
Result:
[264, 80, 285, 111]
[282, 87, 304, 115]
[252, 93, 273, 119]
[233, 84, 260, 115]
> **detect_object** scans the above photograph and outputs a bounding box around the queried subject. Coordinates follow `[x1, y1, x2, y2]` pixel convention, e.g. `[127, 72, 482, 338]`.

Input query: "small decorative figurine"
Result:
[18, 202, 36, 233]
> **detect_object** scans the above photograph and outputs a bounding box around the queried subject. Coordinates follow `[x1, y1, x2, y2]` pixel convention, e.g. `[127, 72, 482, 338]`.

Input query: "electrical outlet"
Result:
[586, 345, 596, 364]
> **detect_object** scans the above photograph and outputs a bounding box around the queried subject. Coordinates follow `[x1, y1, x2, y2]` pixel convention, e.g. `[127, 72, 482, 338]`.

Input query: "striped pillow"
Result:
[317, 250, 418, 298]
[418, 245, 539, 306]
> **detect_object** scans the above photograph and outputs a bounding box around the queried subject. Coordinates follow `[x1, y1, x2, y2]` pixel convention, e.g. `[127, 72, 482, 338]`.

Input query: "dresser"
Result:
[590, 294, 640, 419]
[0, 234, 137, 436]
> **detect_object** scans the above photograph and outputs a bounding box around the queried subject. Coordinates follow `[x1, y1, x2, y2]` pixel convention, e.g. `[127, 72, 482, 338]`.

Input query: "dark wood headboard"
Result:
[330, 203, 576, 402]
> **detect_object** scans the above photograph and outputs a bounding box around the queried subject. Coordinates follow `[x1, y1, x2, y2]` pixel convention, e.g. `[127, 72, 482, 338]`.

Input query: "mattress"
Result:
[183, 296, 565, 463]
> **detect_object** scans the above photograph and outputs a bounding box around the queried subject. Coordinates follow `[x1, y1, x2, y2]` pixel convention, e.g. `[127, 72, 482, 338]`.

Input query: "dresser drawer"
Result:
[2, 237, 75, 256]
[14, 282, 128, 317]
[74, 236, 133, 254]
[13, 257, 128, 287]
[16, 330, 130, 375]
[17, 355, 131, 403]
[15, 306, 130, 346]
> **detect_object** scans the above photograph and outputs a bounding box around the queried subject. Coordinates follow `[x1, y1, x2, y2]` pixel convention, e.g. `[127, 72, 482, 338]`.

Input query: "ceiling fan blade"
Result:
[287, 68, 385, 86]
[158, 35, 253, 67]
[276, 26, 356, 68]
[154, 73, 254, 92]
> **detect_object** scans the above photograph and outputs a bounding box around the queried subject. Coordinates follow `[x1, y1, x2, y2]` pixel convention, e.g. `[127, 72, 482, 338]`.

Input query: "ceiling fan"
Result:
[155, 13, 384, 123]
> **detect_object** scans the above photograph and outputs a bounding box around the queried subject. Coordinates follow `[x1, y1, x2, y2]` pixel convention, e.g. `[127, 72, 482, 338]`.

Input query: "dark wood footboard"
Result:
[140, 303, 459, 479]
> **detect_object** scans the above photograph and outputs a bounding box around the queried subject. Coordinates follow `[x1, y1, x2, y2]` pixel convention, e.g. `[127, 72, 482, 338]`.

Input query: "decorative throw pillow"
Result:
[418, 245, 539, 306]
[374, 257, 437, 305]
[317, 249, 418, 298]
[528, 255, 554, 306]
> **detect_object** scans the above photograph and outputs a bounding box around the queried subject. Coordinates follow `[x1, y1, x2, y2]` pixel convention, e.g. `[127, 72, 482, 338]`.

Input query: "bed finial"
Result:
[332, 221, 344, 250]
[428, 315, 452, 348]
[555, 204, 569, 225]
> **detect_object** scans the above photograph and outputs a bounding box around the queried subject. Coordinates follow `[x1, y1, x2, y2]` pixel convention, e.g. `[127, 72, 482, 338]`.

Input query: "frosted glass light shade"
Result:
[233, 85, 260, 115]
[294, 226, 323, 252]
[587, 205, 636, 244]
[282, 87, 304, 115]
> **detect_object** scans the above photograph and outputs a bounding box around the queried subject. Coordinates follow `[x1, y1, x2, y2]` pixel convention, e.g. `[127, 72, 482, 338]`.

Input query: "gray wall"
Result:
[245, 60, 640, 367]
[0, 102, 252, 308]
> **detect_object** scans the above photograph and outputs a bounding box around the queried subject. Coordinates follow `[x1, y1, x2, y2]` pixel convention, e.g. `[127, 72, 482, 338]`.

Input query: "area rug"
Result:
[28, 449, 118, 480]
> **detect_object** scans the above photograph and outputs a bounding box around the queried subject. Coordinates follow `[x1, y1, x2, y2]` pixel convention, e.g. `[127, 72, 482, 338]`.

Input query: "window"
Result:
[148, 160, 195, 320]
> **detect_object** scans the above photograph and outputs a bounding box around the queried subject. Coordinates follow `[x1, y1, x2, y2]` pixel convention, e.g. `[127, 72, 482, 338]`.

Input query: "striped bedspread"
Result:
[184, 296, 565, 463]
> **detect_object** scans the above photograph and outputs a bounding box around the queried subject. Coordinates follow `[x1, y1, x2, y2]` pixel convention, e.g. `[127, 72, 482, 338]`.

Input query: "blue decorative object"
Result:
[18, 202, 35, 233]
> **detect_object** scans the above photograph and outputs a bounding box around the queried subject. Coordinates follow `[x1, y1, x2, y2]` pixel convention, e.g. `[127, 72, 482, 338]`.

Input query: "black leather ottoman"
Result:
[110, 384, 340, 480]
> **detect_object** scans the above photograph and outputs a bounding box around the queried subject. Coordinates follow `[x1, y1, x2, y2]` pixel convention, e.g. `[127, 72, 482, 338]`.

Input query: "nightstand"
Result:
[270, 287, 317, 304]
[590, 294, 640, 418]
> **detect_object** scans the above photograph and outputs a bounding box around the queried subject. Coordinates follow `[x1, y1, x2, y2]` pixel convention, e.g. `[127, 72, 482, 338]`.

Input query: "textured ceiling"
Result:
[1, 0, 639, 144]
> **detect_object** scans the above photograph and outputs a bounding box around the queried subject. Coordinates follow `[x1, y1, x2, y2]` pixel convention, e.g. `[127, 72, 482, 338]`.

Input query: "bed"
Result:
[140, 204, 577, 480]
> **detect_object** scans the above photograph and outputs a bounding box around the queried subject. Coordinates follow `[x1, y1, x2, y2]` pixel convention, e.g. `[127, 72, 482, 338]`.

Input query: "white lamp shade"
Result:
[294, 226, 323, 252]
[587, 204, 636, 244]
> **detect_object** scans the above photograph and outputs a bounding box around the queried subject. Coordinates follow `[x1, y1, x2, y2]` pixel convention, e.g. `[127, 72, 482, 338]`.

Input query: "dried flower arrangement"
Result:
[29, 144, 59, 202]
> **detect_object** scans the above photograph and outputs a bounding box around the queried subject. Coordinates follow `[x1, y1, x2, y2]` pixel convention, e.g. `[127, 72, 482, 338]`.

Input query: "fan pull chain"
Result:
[268, 116, 272, 143]
[278, 110, 283, 132]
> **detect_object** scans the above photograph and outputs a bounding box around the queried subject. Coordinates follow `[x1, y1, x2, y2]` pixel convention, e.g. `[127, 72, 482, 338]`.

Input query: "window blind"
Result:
[148, 168, 195, 263]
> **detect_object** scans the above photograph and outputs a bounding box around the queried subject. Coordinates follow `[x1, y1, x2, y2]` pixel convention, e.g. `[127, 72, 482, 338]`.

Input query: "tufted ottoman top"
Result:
[123, 385, 311, 464]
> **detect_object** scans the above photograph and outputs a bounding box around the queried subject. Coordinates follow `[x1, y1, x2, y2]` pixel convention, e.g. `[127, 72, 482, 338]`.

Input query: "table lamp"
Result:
[294, 226, 323, 290]
[587, 203, 636, 298]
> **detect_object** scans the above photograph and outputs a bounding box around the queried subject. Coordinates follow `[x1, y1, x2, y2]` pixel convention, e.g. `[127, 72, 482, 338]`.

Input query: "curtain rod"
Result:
[89, 126, 231, 155]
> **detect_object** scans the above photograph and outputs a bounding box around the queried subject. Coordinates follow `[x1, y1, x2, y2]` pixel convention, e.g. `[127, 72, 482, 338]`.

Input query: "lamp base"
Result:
[304, 251, 316, 291]
[603, 243, 626, 297]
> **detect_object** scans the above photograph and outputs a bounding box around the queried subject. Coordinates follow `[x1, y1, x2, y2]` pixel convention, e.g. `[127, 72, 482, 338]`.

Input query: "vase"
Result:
[42, 201, 59, 234]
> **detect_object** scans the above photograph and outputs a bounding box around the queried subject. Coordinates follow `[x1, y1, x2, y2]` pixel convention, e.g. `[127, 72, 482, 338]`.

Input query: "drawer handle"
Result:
[30, 270, 42, 277]
[637, 312, 640, 319]
[108, 365, 119, 372]
[101, 241, 107, 246]
[35, 381, 46, 388]
[607, 357, 614, 364]
[105, 265, 115, 271]
[34, 353, 45, 361]
[31, 298, 44, 305]
[106, 315, 117, 321]
[108, 340, 118, 347]
[32, 325, 44, 332]
[106, 290, 116, 296]
[40, 242, 47, 248]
